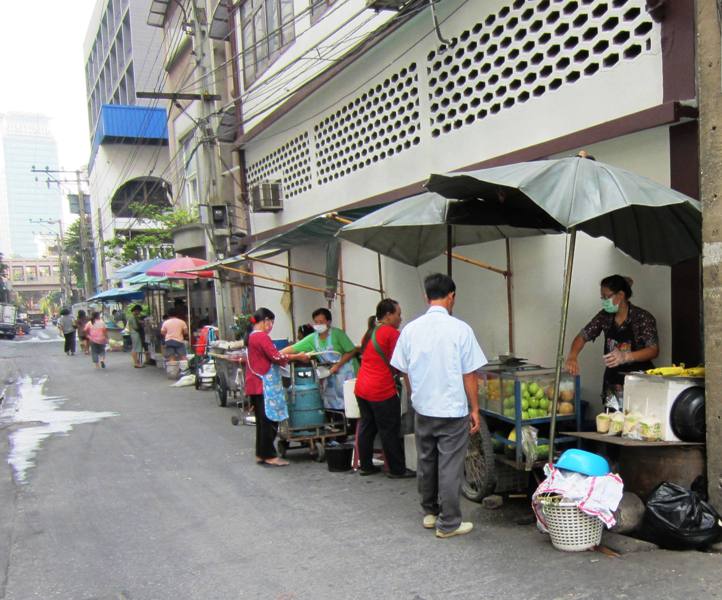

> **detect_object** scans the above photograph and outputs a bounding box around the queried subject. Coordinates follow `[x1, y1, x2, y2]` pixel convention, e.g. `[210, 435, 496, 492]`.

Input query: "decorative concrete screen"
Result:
[426, 0, 655, 137]
[313, 62, 421, 185]
[246, 131, 312, 198]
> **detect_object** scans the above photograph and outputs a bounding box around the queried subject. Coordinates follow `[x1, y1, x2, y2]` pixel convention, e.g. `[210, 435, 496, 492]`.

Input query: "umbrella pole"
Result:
[377, 253, 384, 299]
[287, 250, 296, 338]
[186, 280, 192, 347]
[446, 225, 452, 277]
[506, 239, 514, 354]
[549, 228, 577, 464]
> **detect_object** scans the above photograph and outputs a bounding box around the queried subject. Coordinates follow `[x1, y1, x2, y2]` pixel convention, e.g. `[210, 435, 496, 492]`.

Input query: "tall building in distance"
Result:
[0, 113, 63, 259]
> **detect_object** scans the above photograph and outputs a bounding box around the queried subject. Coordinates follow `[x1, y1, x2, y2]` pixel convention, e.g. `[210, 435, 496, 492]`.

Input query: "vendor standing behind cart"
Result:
[282, 308, 358, 410]
[160, 309, 188, 362]
[246, 308, 309, 467]
[565, 274, 659, 405]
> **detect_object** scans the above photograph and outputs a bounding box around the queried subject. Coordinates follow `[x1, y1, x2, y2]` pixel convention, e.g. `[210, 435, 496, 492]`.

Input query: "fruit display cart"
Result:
[464, 357, 582, 501]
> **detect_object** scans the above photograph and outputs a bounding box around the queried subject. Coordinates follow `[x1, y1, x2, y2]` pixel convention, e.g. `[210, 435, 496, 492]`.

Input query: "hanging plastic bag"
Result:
[521, 425, 539, 470]
[644, 482, 722, 550]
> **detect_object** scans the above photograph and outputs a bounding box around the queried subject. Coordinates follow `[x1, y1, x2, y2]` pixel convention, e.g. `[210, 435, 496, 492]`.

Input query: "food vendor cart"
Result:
[464, 357, 582, 501]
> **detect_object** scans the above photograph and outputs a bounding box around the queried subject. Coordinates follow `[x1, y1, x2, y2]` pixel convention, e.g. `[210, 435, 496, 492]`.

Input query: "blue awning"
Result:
[114, 258, 165, 280]
[90, 105, 168, 170]
[88, 286, 145, 302]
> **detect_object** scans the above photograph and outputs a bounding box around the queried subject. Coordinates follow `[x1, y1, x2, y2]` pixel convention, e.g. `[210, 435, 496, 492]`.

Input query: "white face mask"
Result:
[313, 323, 328, 334]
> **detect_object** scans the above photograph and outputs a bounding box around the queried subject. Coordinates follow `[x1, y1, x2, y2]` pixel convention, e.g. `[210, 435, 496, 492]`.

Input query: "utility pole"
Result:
[189, 1, 232, 338]
[138, 4, 233, 337]
[29, 218, 71, 306]
[697, 0, 722, 511]
[97, 207, 107, 289]
[31, 167, 94, 299]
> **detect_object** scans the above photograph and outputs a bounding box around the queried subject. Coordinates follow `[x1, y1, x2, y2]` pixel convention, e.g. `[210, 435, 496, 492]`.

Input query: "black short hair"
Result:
[375, 298, 399, 321]
[131, 304, 142, 312]
[601, 274, 633, 299]
[312, 308, 332, 322]
[424, 273, 456, 300]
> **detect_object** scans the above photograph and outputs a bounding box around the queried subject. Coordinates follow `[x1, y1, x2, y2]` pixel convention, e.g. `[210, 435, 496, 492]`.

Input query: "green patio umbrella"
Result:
[337, 191, 560, 267]
[426, 155, 702, 461]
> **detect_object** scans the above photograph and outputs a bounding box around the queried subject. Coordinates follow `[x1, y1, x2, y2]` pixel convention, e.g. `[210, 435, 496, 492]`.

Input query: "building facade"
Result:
[84, 0, 172, 290]
[231, 0, 698, 407]
[84, 0, 165, 144]
[145, 0, 248, 329]
[5, 257, 63, 309]
[0, 113, 63, 259]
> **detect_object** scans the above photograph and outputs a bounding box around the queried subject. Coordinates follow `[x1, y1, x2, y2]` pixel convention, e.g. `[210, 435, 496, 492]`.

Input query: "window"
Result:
[26, 267, 38, 281]
[241, 0, 295, 86]
[311, 0, 337, 23]
[12, 267, 23, 282]
[38, 265, 51, 279]
[181, 134, 200, 208]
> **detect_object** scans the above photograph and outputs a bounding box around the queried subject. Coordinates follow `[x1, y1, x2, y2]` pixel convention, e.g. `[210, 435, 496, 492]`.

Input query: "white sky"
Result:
[0, 0, 98, 169]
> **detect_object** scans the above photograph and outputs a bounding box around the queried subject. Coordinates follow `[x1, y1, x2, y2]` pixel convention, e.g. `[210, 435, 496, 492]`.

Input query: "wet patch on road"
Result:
[0, 376, 118, 483]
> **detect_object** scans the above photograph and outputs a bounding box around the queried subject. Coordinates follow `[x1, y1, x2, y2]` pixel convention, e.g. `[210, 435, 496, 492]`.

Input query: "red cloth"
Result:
[245, 331, 289, 396]
[354, 325, 400, 401]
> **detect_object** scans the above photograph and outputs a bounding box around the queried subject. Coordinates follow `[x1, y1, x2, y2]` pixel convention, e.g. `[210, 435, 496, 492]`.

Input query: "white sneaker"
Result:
[422, 514, 438, 529]
[436, 522, 473, 538]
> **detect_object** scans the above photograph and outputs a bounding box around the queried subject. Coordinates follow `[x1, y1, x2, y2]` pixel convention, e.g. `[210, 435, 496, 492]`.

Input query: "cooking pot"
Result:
[670, 386, 705, 443]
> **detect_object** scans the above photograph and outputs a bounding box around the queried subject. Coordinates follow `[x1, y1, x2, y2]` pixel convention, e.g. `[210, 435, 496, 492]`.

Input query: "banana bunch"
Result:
[646, 365, 685, 376]
[681, 366, 705, 377]
[645, 365, 705, 377]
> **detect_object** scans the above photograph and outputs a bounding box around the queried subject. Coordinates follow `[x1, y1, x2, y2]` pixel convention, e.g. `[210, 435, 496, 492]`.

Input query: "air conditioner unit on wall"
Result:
[250, 181, 283, 212]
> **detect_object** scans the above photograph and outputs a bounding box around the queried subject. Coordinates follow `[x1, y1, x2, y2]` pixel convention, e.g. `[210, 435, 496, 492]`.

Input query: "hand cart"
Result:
[463, 358, 582, 502]
[209, 351, 254, 425]
[276, 363, 347, 462]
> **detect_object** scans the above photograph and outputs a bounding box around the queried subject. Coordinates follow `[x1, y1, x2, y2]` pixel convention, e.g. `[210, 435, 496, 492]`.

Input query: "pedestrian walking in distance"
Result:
[57, 308, 76, 356]
[85, 311, 108, 369]
[391, 273, 487, 538]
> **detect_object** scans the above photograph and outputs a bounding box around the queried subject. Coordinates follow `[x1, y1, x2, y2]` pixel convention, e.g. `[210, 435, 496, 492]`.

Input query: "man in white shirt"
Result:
[391, 273, 487, 538]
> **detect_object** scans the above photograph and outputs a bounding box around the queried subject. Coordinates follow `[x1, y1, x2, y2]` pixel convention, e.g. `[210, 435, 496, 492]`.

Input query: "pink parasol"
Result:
[146, 256, 214, 279]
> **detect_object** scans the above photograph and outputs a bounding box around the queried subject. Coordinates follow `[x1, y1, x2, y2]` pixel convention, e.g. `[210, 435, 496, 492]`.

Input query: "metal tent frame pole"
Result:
[548, 228, 577, 463]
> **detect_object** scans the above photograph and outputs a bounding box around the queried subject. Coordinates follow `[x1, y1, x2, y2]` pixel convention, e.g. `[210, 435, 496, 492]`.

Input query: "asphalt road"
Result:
[1, 330, 721, 600]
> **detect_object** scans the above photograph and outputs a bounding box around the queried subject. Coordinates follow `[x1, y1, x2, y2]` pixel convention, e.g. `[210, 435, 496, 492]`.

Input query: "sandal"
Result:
[264, 458, 289, 467]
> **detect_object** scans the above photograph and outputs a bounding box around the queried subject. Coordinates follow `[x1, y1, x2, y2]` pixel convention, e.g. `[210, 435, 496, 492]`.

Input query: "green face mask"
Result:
[602, 297, 619, 314]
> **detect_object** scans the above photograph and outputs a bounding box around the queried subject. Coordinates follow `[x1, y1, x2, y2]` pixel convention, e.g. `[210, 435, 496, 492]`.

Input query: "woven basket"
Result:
[541, 501, 603, 552]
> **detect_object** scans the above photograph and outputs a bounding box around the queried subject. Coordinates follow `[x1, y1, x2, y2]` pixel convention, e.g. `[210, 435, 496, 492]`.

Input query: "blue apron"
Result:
[313, 331, 355, 410]
[249, 331, 288, 422]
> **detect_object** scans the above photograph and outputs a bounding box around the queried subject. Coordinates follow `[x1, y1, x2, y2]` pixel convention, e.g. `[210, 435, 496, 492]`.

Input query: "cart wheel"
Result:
[462, 413, 497, 502]
[277, 439, 288, 458]
[313, 441, 325, 462]
[215, 376, 228, 407]
[230, 415, 240, 426]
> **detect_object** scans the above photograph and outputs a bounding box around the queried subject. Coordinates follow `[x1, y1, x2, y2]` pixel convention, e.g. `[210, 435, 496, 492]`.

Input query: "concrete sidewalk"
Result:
[0, 336, 721, 600]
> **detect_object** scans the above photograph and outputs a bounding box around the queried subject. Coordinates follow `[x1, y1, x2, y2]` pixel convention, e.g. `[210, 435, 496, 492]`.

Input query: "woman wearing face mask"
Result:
[282, 308, 358, 410]
[565, 275, 659, 403]
[245, 307, 308, 467]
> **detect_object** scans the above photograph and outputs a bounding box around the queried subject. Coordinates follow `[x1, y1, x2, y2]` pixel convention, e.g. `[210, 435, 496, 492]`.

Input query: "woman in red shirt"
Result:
[355, 299, 413, 478]
[245, 308, 307, 467]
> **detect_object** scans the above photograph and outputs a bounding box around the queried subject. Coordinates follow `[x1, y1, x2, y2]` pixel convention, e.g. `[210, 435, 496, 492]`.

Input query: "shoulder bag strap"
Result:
[371, 327, 393, 373]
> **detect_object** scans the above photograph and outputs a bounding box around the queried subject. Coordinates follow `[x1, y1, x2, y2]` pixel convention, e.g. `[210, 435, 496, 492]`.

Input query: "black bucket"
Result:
[326, 444, 353, 472]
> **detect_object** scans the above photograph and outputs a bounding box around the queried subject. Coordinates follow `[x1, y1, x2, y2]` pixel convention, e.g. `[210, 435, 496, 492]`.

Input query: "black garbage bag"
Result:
[644, 482, 722, 550]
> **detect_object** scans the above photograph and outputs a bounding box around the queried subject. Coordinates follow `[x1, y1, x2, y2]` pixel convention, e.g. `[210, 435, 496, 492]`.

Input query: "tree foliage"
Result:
[62, 219, 90, 288]
[103, 203, 197, 266]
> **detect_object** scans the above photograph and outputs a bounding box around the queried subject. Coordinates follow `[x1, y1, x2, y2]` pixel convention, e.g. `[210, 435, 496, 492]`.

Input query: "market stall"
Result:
[426, 155, 703, 504]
